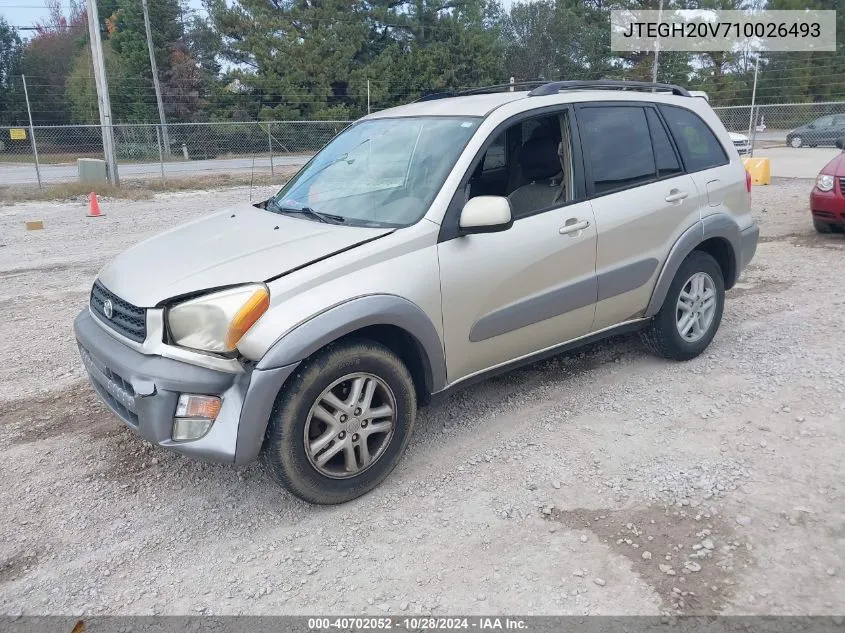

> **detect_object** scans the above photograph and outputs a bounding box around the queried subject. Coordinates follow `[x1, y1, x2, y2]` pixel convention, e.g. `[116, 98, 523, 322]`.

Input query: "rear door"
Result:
[575, 103, 701, 331]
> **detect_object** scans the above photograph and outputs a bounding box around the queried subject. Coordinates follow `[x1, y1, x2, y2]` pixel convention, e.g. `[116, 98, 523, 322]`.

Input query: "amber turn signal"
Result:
[225, 287, 270, 350]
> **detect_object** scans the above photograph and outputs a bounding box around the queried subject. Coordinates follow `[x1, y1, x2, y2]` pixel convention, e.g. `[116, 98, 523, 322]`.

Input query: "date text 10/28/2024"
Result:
[308, 617, 528, 630]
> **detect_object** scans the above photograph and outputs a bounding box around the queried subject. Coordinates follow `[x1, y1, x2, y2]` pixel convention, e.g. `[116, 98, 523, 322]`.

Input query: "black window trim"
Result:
[657, 103, 730, 175]
[480, 130, 508, 174]
[438, 103, 587, 243]
[575, 101, 685, 200]
[645, 104, 685, 178]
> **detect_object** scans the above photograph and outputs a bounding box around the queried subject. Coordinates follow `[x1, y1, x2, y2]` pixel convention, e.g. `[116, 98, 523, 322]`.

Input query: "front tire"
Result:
[262, 339, 417, 504]
[642, 251, 725, 361]
[814, 219, 833, 234]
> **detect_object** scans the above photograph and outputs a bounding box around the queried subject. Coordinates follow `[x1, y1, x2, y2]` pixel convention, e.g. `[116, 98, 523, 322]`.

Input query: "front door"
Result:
[437, 107, 598, 384]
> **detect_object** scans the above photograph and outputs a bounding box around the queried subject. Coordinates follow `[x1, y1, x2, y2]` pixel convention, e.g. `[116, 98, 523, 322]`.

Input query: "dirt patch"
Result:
[0, 169, 298, 204]
[0, 263, 100, 280]
[730, 279, 793, 298]
[548, 507, 753, 614]
[0, 550, 41, 584]
[759, 232, 845, 250]
[93, 427, 162, 482]
[0, 382, 116, 446]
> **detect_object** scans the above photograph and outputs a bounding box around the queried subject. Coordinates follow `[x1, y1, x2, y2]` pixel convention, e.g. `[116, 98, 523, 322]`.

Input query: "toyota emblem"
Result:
[103, 299, 113, 319]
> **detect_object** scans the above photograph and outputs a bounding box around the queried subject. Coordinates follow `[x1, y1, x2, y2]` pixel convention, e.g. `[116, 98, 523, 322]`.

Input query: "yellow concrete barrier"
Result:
[742, 156, 771, 186]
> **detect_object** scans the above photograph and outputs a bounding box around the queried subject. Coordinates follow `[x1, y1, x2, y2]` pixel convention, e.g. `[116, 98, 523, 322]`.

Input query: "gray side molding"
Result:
[256, 294, 447, 392]
[645, 213, 743, 318]
[702, 213, 742, 280]
[235, 362, 299, 464]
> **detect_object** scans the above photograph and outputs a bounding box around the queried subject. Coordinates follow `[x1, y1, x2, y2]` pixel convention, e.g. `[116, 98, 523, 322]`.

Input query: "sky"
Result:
[0, 0, 206, 36]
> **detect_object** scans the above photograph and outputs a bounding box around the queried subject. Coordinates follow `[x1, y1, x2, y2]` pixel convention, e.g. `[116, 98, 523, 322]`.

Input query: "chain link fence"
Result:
[3, 103, 845, 189]
[0, 121, 350, 188]
[713, 101, 845, 147]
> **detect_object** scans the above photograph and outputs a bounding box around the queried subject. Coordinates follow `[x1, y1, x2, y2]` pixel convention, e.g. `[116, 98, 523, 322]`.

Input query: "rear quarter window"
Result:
[659, 105, 729, 172]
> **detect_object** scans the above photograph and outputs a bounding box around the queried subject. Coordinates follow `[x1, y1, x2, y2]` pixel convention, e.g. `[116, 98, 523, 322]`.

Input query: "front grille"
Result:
[839, 177, 845, 196]
[79, 344, 139, 426]
[90, 281, 146, 343]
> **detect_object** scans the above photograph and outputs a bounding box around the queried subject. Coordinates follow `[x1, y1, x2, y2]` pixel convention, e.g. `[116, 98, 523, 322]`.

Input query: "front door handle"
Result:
[665, 190, 689, 203]
[559, 219, 590, 235]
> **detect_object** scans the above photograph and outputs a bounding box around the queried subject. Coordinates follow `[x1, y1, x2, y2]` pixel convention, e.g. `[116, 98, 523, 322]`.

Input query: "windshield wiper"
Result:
[266, 198, 345, 224]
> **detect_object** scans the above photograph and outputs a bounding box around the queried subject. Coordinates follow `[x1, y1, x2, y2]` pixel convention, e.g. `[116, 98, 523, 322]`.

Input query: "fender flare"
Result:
[256, 294, 447, 393]
[644, 214, 741, 318]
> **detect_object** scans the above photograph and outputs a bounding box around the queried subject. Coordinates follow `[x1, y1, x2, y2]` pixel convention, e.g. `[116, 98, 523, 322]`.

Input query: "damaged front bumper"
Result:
[74, 308, 297, 464]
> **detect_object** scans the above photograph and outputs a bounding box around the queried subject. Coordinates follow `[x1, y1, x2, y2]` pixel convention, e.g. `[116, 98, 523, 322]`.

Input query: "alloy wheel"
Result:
[303, 373, 397, 479]
[675, 272, 717, 344]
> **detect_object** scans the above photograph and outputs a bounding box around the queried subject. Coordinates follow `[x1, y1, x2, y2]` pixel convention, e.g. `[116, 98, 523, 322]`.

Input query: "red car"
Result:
[810, 138, 845, 233]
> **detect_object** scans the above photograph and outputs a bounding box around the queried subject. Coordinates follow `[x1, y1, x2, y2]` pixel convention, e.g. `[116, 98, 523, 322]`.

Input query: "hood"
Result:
[97, 202, 393, 307]
[820, 151, 845, 177]
[728, 132, 748, 141]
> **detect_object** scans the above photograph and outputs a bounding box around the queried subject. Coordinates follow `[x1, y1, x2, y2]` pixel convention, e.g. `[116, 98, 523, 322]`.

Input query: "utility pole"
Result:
[747, 54, 760, 158]
[85, 0, 119, 185]
[21, 75, 42, 189]
[652, 0, 664, 84]
[141, 0, 171, 154]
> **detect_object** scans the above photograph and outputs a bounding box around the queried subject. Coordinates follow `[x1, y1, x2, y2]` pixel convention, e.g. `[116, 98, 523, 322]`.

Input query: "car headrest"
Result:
[518, 136, 561, 181]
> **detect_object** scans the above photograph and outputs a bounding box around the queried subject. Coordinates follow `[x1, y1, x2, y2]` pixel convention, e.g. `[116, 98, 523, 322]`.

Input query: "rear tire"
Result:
[262, 338, 417, 505]
[814, 219, 833, 234]
[641, 251, 725, 361]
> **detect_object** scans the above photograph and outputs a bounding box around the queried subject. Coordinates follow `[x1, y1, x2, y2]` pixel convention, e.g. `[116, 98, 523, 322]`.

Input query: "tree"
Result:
[208, 0, 504, 119]
[107, 0, 190, 121]
[0, 17, 25, 125]
[20, 0, 88, 125]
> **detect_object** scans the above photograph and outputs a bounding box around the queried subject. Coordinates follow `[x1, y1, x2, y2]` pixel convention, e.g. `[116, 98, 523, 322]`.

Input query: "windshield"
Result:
[270, 116, 481, 227]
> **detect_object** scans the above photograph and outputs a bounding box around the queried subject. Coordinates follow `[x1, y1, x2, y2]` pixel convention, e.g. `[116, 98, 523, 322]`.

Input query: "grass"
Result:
[0, 169, 297, 204]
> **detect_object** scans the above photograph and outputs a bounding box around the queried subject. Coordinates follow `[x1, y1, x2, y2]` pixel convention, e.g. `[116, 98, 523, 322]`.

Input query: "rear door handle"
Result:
[665, 190, 689, 203]
[559, 219, 590, 235]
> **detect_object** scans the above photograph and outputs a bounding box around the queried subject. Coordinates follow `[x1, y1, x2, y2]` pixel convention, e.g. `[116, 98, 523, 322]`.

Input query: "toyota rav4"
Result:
[74, 80, 759, 504]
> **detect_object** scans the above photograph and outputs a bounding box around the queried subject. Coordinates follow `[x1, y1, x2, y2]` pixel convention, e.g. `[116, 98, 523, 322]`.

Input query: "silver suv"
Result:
[74, 80, 759, 504]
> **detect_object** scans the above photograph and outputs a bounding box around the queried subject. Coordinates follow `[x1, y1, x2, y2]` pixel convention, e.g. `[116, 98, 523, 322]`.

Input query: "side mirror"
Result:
[836, 137, 845, 151]
[808, 123, 816, 129]
[459, 196, 513, 234]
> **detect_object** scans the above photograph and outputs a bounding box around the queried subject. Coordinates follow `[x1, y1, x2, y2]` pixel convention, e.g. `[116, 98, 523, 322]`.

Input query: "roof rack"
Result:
[412, 81, 547, 103]
[415, 91, 456, 102]
[528, 80, 690, 97]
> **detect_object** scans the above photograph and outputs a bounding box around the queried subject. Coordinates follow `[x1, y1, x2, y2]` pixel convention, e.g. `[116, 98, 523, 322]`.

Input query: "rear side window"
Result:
[579, 106, 656, 195]
[646, 109, 682, 177]
[659, 105, 728, 172]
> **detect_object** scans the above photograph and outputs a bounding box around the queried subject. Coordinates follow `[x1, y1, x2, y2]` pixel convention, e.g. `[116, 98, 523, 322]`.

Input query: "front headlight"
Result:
[167, 284, 270, 353]
[816, 174, 835, 192]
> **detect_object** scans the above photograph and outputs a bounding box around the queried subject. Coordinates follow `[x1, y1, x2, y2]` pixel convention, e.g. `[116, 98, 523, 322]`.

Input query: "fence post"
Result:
[268, 122, 274, 177]
[21, 75, 42, 190]
[156, 124, 165, 183]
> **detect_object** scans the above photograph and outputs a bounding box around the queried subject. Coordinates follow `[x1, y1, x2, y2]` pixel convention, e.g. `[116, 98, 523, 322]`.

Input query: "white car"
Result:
[690, 92, 751, 155]
[729, 132, 751, 155]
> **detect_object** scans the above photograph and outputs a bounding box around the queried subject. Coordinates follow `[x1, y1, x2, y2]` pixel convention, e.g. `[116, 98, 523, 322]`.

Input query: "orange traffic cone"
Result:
[87, 192, 103, 218]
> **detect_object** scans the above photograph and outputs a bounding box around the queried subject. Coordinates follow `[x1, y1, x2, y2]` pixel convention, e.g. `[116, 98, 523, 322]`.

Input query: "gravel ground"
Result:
[1, 179, 844, 616]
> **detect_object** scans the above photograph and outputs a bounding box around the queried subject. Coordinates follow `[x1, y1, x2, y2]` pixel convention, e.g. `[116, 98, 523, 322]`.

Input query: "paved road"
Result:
[751, 146, 839, 179]
[1, 154, 313, 186]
